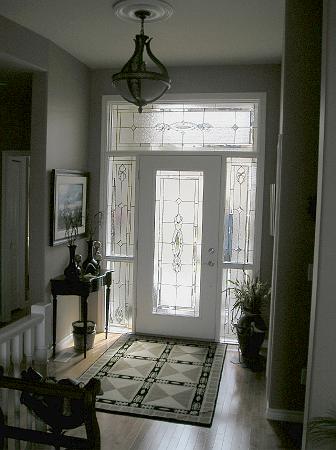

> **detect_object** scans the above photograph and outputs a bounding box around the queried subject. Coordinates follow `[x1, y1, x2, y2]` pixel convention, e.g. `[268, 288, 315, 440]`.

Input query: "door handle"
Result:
[208, 248, 215, 254]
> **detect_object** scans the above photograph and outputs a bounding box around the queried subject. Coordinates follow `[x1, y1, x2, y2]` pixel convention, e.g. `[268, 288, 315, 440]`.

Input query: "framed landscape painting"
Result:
[50, 169, 88, 246]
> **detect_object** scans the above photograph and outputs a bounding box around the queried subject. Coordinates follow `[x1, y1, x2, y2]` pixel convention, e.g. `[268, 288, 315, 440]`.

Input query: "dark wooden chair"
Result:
[0, 368, 101, 449]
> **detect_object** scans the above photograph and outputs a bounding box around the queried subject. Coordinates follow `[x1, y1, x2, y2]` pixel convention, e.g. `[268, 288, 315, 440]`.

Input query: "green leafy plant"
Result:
[227, 275, 271, 328]
[308, 414, 336, 446]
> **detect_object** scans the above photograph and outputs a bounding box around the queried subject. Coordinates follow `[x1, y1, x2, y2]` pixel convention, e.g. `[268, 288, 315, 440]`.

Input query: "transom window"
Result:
[107, 103, 258, 152]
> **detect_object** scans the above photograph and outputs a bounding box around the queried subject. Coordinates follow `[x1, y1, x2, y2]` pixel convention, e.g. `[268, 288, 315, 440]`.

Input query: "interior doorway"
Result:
[1, 151, 30, 323]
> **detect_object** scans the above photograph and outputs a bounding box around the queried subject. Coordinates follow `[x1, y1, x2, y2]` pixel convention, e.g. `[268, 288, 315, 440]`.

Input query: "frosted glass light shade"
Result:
[113, 76, 170, 110]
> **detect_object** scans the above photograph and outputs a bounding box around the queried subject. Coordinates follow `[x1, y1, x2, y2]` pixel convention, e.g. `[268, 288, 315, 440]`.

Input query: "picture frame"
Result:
[50, 169, 88, 246]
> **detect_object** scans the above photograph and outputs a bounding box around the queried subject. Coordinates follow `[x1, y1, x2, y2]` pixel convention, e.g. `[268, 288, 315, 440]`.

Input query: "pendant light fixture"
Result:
[112, 0, 173, 112]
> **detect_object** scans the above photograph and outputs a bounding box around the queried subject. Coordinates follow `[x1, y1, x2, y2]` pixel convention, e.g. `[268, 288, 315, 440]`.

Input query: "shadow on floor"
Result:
[269, 420, 303, 449]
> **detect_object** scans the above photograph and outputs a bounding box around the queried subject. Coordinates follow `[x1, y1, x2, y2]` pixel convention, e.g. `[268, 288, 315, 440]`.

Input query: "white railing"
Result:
[0, 303, 51, 450]
[0, 303, 50, 375]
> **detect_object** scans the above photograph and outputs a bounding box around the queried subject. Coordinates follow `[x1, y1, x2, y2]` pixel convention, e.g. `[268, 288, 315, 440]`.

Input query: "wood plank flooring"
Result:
[47, 333, 302, 450]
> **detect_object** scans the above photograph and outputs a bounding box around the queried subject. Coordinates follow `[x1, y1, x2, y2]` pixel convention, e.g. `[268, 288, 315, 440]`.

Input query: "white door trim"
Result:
[136, 155, 222, 340]
[99, 93, 266, 339]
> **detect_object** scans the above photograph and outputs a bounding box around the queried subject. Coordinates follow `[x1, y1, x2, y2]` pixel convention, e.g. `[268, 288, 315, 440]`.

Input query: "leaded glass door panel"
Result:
[136, 156, 221, 339]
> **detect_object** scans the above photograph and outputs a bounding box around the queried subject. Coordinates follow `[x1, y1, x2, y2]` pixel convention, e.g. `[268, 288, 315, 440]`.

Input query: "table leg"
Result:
[81, 296, 88, 359]
[52, 294, 57, 358]
[105, 284, 111, 339]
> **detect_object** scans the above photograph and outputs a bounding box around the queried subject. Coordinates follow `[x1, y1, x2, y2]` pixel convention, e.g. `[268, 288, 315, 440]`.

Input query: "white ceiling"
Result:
[0, 0, 285, 69]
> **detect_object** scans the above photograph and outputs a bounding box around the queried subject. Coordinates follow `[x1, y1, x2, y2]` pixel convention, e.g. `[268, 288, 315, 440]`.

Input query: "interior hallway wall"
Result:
[304, 0, 336, 447]
[267, 0, 322, 417]
[0, 15, 91, 345]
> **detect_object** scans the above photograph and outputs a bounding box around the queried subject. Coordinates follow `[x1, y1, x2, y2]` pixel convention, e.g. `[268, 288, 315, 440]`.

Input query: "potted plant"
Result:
[308, 413, 336, 447]
[228, 275, 271, 371]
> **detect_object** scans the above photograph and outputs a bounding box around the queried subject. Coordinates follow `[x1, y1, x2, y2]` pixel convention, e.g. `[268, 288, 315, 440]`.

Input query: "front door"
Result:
[136, 155, 221, 340]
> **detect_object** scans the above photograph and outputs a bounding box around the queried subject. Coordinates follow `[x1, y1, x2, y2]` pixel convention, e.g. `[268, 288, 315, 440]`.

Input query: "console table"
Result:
[50, 269, 113, 358]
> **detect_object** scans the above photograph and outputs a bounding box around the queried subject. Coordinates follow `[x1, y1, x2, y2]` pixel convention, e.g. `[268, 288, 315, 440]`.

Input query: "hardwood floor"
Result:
[47, 333, 302, 450]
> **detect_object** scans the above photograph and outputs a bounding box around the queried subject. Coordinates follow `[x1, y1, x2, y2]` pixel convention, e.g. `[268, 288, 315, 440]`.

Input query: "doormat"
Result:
[79, 334, 227, 426]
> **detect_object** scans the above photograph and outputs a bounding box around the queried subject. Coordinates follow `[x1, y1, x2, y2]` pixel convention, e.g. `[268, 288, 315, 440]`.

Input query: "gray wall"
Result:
[30, 72, 48, 311]
[89, 64, 281, 286]
[44, 43, 90, 342]
[0, 15, 90, 343]
[0, 15, 48, 71]
[268, 0, 322, 414]
[304, 0, 336, 447]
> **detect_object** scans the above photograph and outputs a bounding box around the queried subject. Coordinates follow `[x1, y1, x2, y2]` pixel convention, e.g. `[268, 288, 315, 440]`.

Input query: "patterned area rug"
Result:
[79, 334, 227, 426]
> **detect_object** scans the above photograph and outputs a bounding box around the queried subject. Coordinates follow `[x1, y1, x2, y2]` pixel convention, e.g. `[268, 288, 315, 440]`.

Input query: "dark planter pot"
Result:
[236, 312, 266, 371]
[72, 320, 96, 351]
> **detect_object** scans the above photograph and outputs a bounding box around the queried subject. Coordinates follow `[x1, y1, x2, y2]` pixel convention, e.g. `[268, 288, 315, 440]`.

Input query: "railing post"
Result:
[0, 342, 10, 375]
[0, 341, 10, 424]
[24, 328, 33, 368]
[31, 303, 52, 370]
[0, 309, 48, 448]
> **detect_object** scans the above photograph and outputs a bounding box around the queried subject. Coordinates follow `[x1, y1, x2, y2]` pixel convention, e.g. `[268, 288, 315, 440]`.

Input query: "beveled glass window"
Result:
[221, 267, 253, 342]
[105, 156, 136, 330]
[223, 158, 257, 264]
[108, 103, 258, 152]
[153, 170, 203, 316]
[106, 156, 136, 257]
[106, 260, 133, 329]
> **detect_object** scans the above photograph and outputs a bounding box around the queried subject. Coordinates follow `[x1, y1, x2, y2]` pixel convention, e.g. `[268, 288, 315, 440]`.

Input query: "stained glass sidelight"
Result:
[223, 158, 257, 264]
[153, 171, 203, 316]
[108, 103, 257, 152]
[106, 157, 136, 257]
[220, 268, 253, 342]
[106, 157, 136, 329]
[106, 261, 133, 329]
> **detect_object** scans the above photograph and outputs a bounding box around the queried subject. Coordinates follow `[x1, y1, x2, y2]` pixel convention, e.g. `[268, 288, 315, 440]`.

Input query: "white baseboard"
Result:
[266, 406, 304, 423]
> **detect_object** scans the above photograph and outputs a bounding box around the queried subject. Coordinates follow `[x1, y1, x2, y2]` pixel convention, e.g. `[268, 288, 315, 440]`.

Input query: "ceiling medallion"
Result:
[113, 0, 173, 22]
[112, 0, 173, 113]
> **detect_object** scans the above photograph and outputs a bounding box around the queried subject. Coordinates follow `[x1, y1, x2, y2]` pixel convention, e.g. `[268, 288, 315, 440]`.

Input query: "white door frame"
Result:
[99, 93, 266, 339]
[135, 154, 222, 340]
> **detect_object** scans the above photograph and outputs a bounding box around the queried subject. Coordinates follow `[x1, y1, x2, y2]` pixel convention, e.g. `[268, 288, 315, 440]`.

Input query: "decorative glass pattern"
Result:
[106, 260, 133, 330]
[153, 171, 203, 316]
[106, 157, 136, 257]
[220, 267, 253, 342]
[223, 158, 257, 264]
[109, 103, 257, 152]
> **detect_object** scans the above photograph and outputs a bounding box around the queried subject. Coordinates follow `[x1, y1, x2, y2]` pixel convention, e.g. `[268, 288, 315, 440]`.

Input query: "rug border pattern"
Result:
[79, 334, 227, 426]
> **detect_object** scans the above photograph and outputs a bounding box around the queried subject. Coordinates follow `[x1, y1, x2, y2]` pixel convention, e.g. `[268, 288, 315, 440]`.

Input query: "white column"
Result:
[31, 303, 52, 367]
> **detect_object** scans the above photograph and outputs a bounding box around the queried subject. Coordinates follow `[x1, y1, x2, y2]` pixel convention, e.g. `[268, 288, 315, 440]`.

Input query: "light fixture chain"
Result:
[141, 15, 145, 35]
[135, 10, 150, 35]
